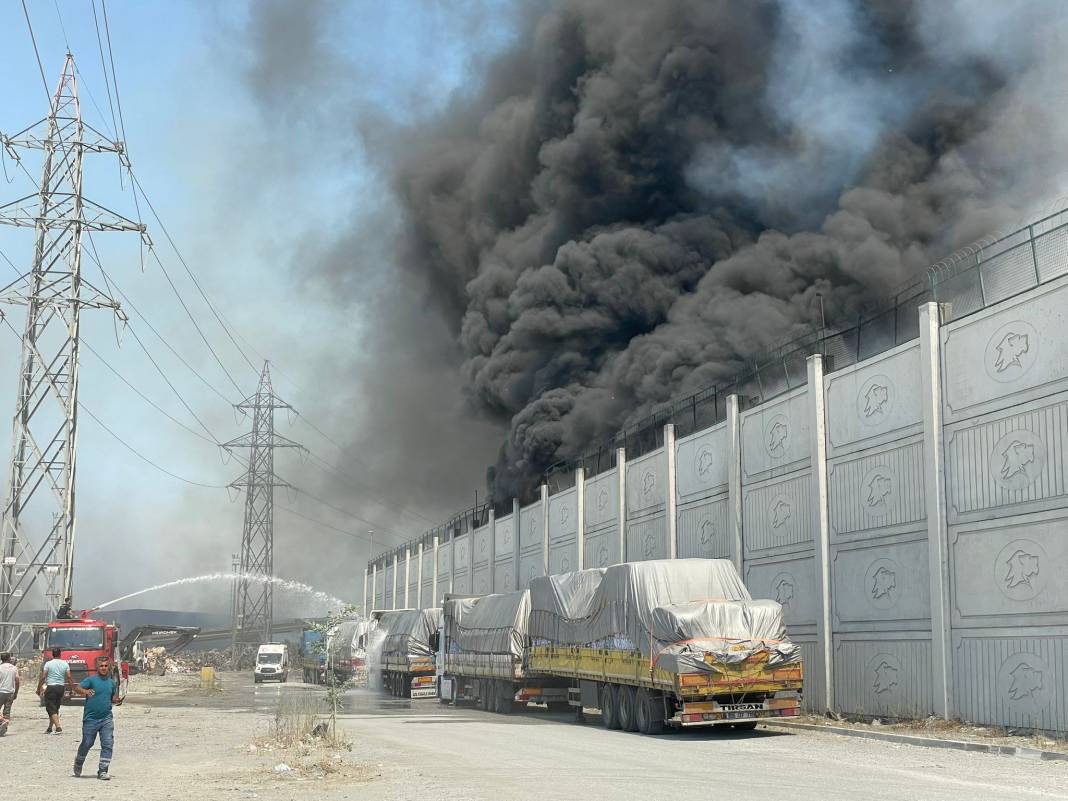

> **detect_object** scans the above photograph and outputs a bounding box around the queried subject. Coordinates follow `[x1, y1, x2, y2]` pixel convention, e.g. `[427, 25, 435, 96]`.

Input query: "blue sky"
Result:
[0, 0, 516, 615]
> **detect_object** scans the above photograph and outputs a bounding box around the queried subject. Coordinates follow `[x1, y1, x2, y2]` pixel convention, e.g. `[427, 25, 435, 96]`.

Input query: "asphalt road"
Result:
[3, 672, 1065, 800]
[316, 683, 1068, 801]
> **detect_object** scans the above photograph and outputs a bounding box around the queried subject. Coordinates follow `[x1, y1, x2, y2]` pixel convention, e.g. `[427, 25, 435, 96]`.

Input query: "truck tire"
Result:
[617, 685, 639, 732]
[600, 684, 621, 730]
[636, 689, 664, 735]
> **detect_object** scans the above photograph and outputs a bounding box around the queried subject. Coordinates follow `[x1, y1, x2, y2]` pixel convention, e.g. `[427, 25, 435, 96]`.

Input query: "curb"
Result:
[765, 721, 1068, 762]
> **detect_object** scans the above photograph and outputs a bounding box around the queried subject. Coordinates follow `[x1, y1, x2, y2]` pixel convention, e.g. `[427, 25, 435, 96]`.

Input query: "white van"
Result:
[254, 642, 289, 683]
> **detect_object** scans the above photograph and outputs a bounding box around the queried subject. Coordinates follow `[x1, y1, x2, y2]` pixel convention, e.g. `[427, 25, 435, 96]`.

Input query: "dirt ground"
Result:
[0, 672, 376, 799]
[2, 672, 1065, 800]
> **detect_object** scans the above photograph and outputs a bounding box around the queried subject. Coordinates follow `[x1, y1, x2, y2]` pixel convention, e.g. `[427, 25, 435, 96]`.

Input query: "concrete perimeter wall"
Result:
[366, 258, 1068, 733]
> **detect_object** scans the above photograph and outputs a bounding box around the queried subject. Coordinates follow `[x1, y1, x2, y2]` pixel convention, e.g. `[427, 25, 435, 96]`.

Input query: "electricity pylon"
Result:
[223, 362, 301, 656]
[0, 54, 145, 641]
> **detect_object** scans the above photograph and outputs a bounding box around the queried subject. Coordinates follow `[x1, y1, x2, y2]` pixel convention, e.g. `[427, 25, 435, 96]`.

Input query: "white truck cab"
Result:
[254, 642, 289, 683]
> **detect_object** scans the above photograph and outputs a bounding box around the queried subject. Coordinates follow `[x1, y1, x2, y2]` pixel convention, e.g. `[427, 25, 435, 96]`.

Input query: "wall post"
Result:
[416, 543, 424, 608]
[726, 395, 744, 573]
[391, 552, 399, 610]
[919, 301, 953, 719]
[665, 424, 678, 559]
[575, 467, 586, 570]
[541, 484, 550, 575]
[807, 354, 835, 714]
[431, 535, 440, 607]
[617, 447, 627, 562]
[403, 548, 411, 609]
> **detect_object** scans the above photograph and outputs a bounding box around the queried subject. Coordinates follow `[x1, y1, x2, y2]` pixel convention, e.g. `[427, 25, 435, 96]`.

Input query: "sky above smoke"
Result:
[0, 1, 1065, 616]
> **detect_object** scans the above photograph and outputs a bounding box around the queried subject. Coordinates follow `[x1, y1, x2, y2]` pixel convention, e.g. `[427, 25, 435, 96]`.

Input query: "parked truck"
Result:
[300, 628, 326, 684]
[325, 618, 370, 685]
[439, 590, 570, 712]
[372, 608, 440, 699]
[526, 559, 803, 734]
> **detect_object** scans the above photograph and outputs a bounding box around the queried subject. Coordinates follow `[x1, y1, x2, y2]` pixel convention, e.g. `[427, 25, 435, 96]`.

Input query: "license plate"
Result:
[720, 703, 763, 712]
[410, 687, 437, 699]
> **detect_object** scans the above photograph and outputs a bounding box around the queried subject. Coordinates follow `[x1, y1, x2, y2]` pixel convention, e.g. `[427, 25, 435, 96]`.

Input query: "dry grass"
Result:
[269, 691, 323, 746]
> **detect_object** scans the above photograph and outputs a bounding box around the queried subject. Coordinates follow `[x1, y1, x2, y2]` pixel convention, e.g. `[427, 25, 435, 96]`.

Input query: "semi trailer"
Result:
[526, 559, 803, 734]
[372, 608, 440, 698]
[438, 590, 569, 712]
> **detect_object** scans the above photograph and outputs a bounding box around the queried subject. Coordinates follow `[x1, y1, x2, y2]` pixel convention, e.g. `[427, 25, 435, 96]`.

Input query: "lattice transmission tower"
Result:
[224, 362, 300, 654]
[0, 54, 145, 640]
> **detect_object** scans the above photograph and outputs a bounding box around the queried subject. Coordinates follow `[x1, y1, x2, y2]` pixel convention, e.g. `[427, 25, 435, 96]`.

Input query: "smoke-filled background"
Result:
[382, 0, 1068, 499]
[0, 0, 1065, 615]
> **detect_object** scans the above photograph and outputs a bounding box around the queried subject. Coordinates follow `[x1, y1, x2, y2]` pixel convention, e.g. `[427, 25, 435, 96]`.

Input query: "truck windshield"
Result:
[258, 653, 283, 664]
[46, 627, 104, 649]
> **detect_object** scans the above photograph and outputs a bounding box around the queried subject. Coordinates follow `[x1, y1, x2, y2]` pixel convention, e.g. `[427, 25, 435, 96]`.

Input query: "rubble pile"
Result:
[138, 648, 235, 675]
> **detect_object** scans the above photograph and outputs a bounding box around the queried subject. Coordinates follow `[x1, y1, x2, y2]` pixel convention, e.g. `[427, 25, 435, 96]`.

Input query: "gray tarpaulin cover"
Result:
[377, 608, 440, 660]
[529, 559, 800, 674]
[444, 591, 530, 658]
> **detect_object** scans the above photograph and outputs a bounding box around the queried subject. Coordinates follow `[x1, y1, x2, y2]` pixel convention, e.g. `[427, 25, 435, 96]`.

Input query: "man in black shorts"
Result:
[37, 647, 75, 734]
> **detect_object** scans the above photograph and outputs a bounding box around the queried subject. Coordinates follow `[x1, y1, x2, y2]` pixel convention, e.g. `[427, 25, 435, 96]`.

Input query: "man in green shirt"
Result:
[72, 656, 123, 780]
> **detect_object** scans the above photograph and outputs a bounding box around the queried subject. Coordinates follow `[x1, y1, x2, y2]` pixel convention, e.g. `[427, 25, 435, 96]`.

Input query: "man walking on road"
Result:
[72, 656, 122, 780]
[37, 647, 75, 734]
[0, 652, 18, 734]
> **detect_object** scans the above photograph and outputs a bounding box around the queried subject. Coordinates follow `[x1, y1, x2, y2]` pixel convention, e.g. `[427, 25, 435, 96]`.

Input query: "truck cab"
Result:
[43, 614, 128, 701]
[254, 643, 289, 683]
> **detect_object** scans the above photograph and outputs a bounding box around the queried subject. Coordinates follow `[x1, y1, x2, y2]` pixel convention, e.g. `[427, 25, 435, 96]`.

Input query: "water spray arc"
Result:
[0, 53, 145, 647]
[223, 362, 301, 654]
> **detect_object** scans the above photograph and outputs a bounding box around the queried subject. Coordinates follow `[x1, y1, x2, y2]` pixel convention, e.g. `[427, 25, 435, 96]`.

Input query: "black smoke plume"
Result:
[385, 0, 1068, 501]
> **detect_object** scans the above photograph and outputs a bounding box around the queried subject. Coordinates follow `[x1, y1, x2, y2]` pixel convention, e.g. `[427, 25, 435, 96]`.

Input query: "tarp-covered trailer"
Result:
[528, 559, 803, 734]
[440, 590, 569, 713]
[374, 608, 440, 698]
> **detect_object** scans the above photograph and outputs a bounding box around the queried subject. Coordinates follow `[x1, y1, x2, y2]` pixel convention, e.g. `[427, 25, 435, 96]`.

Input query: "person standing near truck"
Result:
[0, 652, 19, 733]
[72, 655, 122, 780]
[37, 647, 75, 734]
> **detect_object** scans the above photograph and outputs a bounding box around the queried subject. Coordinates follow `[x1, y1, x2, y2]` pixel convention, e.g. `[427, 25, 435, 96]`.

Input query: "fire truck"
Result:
[42, 612, 129, 702]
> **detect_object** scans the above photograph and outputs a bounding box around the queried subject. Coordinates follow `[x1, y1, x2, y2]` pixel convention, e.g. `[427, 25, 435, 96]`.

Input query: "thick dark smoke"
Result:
[387, 0, 1068, 499]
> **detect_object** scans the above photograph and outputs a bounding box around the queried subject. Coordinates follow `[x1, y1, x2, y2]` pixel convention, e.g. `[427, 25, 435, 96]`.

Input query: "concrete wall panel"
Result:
[833, 634, 934, 718]
[454, 535, 470, 575]
[745, 555, 818, 627]
[549, 541, 578, 575]
[519, 502, 543, 554]
[495, 515, 515, 555]
[626, 448, 666, 517]
[519, 552, 545, 589]
[825, 341, 922, 457]
[473, 525, 491, 569]
[832, 538, 931, 629]
[945, 397, 1068, 522]
[548, 488, 578, 545]
[626, 513, 668, 562]
[676, 423, 728, 501]
[950, 511, 1068, 627]
[677, 496, 730, 559]
[494, 561, 514, 594]
[796, 637, 824, 712]
[953, 629, 1067, 732]
[942, 281, 1068, 421]
[583, 529, 619, 569]
[741, 388, 811, 482]
[437, 541, 452, 594]
[743, 471, 815, 556]
[828, 439, 927, 541]
[472, 565, 491, 595]
[585, 469, 619, 531]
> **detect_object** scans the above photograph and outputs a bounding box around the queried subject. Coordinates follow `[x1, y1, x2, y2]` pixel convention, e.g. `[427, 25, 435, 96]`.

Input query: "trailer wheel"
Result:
[636, 689, 664, 735]
[618, 685, 639, 732]
[600, 684, 621, 730]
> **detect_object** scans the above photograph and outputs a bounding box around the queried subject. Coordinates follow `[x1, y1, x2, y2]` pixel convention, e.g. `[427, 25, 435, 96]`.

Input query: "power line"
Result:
[20, 0, 51, 105]
[129, 174, 259, 376]
[286, 484, 413, 544]
[82, 338, 217, 446]
[276, 505, 380, 547]
[79, 404, 228, 489]
[90, 0, 120, 143]
[82, 235, 237, 407]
